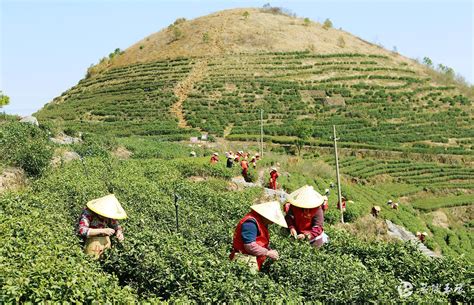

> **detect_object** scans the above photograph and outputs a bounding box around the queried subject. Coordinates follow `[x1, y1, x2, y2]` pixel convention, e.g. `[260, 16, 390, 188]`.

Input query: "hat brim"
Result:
[251, 202, 288, 228]
[86, 195, 128, 220]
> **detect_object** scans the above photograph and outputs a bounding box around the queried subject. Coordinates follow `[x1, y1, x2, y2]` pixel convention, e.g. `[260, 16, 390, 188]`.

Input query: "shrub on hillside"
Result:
[323, 18, 333, 29]
[0, 121, 53, 176]
[72, 133, 117, 158]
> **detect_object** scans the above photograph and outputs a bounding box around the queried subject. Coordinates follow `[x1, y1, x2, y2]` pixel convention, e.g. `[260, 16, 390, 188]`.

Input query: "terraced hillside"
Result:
[37, 58, 197, 138]
[35, 8, 472, 154]
[36, 50, 473, 153]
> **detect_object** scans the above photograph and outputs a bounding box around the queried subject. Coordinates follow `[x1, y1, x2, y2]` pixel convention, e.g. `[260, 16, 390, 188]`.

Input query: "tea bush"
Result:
[0, 122, 53, 176]
[1, 157, 471, 303]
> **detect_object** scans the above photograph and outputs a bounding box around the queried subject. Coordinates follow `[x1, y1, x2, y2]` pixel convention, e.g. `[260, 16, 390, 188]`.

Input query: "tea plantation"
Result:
[1, 154, 472, 303]
[6, 7, 474, 302]
[36, 51, 472, 155]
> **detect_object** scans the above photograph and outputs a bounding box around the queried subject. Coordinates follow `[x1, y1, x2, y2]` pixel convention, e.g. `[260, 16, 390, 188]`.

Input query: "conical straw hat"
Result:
[287, 185, 324, 209]
[86, 194, 127, 220]
[250, 201, 287, 228]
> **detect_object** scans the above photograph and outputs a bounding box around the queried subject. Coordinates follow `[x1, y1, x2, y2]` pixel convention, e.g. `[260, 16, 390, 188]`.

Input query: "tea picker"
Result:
[284, 185, 329, 248]
[77, 194, 127, 259]
[77, 157, 128, 259]
[230, 201, 287, 273]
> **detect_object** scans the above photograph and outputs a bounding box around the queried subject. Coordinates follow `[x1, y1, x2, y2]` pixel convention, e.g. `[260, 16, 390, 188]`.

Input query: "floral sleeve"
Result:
[109, 218, 122, 233]
[77, 209, 91, 238]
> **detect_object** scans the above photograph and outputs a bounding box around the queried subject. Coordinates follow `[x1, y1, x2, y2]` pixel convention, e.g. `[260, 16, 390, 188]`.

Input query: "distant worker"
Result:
[241, 157, 250, 182]
[324, 188, 330, 196]
[77, 194, 127, 259]
[255, 153, 261, 161]
[371, 206, 381, 217]
[230, 201, 287, 273]
[250, 155, 258, 169]
[387, 199, 393, 205]
[235, 151, 243, 162]
[416, 232, 428, 243]
[190, 151, 197, 157]
[285, 185, 329, 248]
[269, 167, 279, 190]
[337, 196, 347, 212]
[391, 202, 399, 209]
[330, 182, 335, 189]
[322, 195, 329, 212]
[210, 152, 219, 164]
[226, 152, 234, 168]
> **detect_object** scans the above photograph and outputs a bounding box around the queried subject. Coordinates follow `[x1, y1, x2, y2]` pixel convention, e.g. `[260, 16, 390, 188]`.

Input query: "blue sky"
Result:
[1, 0, 472, 115]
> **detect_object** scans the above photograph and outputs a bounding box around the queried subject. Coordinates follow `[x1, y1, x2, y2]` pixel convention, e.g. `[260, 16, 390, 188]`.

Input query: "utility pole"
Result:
[333, 125, 344, 224]
[260, 109, 264, 157]
[174, 194, 180, 232]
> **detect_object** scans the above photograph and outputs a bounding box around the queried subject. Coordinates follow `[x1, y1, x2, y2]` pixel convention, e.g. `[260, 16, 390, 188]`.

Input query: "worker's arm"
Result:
[110, 219, 124, 241]
[284, 206, 297, 238]
[78, 210, 115, 237]
[309, 207, 324, 238]
[241, 220, 278, 260]
[87, 228, 116, 237]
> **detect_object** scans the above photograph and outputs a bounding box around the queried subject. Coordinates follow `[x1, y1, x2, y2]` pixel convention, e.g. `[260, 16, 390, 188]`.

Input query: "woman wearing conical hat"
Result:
[230, 201, 287, 272]
[285, 185, 329, 248]
[240, 156, 250, 182]
[269, 167, 279, 190]
[210, 152, 219, 164]
[226, 152, 234, 168]
[77, 194, 127, 258]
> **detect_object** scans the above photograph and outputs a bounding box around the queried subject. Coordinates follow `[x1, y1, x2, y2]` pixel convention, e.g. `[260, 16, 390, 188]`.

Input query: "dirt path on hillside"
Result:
[171, 60, 208, 128]
[223, 123, 234, 138]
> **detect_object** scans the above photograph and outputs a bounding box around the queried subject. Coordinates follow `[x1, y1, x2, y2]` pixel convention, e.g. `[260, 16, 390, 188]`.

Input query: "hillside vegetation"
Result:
[35, 8, 472, 156]
[1, 151, 472, 303]
[4, 6, 473, 303]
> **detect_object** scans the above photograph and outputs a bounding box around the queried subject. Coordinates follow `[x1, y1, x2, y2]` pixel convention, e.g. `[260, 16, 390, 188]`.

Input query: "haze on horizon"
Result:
[1, 0, 472, 116]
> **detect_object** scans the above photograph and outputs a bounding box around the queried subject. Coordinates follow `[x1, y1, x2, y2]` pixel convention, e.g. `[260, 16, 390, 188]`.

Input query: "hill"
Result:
[35, 8, 472, 155]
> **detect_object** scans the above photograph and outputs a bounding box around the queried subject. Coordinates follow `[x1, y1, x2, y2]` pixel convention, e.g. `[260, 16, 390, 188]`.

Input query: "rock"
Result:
[19, 116, 39, 126]
[50, 133, 82, 145]
[0, 167, 26, 193]
[112, 146, 132, 159]
[51, 151, 81, 166]
[385, 220, 440, 257]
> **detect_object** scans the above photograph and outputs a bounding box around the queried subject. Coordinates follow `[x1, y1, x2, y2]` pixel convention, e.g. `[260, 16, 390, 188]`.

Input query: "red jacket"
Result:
[230, 211, 269, 270]
[285, 205, 324, 239]
[337, 199, 346, 210]
[269, 170, 279, 190]
[210, 156, 219, 164]
[241, 160, 249, 170]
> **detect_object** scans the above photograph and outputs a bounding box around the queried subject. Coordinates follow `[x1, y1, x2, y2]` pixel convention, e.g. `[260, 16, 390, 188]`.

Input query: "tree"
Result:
[293, 122, 313, 156]
[303, 17, 311, 26]
[243, 11, 250, 19]
[423, 57, 433, 67]
[0, 91, 10, 107]
[323, 18, 333, 29]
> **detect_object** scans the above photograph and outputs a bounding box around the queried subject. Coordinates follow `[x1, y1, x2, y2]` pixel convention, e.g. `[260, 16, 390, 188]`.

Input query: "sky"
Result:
[1, 0, 472, 115]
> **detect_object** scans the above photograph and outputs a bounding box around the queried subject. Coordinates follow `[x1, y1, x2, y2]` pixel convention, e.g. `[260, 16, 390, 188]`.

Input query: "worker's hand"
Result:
[296, 234, 305, 240]
[290, 228, 297, 238]
[267, 249, 279, 260]
[305, 234, 312, 240]
[116, 230, 124, 242]
[102, 228, 115, 236]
